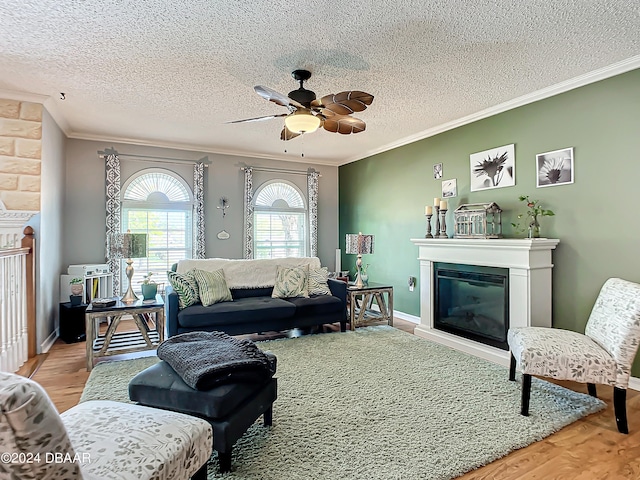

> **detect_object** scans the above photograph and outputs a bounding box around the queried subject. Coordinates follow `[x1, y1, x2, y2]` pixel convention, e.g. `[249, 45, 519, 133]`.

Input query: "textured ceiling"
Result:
[1, 1, 639, 165]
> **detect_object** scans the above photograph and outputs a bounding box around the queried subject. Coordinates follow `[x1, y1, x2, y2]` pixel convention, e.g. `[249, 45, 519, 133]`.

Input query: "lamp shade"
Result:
[345, 233, 374, 255]
[284, 111, 321, 134]
[108, 233, 148, 259]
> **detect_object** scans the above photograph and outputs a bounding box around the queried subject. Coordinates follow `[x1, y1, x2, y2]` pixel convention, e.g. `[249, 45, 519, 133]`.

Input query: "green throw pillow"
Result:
[272, 265, 309, 298]
[192, 269, 233, 307]
[308, 267, 332, 296]
[167, 270, 200, 309]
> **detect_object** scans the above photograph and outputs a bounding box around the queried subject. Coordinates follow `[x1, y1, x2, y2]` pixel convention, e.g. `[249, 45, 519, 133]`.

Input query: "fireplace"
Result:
[434, 262, 509, 350]
[410, 238, 559, 366]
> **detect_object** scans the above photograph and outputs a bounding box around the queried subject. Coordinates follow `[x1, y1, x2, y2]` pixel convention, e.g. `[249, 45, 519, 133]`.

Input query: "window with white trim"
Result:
[253, 180, 308, 258]
[122, 169, 194, 289]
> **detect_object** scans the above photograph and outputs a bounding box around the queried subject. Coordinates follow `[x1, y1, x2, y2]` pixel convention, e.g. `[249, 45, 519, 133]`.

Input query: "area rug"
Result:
[81, 326, 605, 479]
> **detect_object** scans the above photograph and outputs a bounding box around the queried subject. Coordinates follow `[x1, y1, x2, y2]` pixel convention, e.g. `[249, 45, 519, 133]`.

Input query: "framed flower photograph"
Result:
[433, 163, 443, 179]
[470, 144, 515, 191]
[536, 147, 574, 187]
[442, 178, 457, 198]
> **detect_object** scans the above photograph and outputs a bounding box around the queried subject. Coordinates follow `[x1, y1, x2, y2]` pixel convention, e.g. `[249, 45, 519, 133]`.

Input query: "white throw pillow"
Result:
[308, 267, 332, 296]
[272, 265, 309, 298]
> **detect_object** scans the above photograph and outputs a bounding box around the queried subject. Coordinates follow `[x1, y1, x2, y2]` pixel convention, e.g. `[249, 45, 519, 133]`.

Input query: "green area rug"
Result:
[81, 326, 605, 479]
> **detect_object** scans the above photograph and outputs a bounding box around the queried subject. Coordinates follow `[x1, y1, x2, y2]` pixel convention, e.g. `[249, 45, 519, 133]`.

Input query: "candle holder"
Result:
[438, 208, 448, 238]
[433, 206, 440, 238]
[425, 214, 433, 238]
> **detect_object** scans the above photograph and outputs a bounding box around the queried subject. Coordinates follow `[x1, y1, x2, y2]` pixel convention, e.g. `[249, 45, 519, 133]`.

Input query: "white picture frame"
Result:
[442, 179, 457, 198]
[470, 144, 515, 192]
[536, 147, 574, 187]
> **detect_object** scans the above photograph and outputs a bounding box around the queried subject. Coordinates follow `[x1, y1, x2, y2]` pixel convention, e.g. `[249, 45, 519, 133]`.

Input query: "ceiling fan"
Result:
[228, 69, 374, 141]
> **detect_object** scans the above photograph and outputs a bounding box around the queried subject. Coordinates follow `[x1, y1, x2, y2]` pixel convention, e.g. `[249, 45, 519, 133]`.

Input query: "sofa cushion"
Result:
[231, 286, 273, 299]
[308, 267, 332, 296]
[272, 265, 309, 298]
[287, 295, 345, 317]
[178, 296, 296, 328]
[192, 268, 233, 306]
[167, 270, 200, 309]
[62, 400, 212, 480]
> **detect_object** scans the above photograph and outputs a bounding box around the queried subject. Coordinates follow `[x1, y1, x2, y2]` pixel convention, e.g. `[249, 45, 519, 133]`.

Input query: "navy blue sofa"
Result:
[166, 279, 347, 337]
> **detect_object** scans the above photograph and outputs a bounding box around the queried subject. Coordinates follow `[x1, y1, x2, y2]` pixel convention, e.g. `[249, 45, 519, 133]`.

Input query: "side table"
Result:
[85, 295, 165, 371]
[59, 302, 88, 343]
[347, 282, 394, 331]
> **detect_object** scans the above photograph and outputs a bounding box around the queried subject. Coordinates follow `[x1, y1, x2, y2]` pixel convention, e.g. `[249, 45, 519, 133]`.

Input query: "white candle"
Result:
[439, 200, 448, 210]
[434, 197, 441, 206]
[425, 206, 432, 215]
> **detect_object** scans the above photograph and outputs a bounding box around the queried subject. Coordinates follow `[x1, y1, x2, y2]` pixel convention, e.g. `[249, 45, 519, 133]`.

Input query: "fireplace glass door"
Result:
[434, 262, 509, 350]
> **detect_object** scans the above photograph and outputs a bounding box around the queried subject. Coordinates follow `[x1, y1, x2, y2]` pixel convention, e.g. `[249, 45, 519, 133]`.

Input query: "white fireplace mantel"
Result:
[410, 238, 559, 366]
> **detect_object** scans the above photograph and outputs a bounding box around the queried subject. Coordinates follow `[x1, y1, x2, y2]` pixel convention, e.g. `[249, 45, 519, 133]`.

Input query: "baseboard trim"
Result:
[628, 377, 640, 392]
[40, 330, 58, 354]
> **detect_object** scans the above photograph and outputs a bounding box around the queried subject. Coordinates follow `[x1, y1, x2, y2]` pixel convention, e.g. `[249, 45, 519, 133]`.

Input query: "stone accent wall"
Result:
[0, 99, 42, 212]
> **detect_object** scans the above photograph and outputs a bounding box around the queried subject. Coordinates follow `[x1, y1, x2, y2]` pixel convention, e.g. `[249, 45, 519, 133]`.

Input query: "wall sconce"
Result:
[217, 197, 229, 218]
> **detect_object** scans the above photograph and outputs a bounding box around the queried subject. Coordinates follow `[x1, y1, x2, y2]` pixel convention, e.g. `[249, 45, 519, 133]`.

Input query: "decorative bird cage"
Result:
[454, 202, 502, 239]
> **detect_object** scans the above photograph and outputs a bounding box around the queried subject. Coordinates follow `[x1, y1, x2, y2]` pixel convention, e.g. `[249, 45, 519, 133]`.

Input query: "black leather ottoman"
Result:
[129, 357, 277, 473]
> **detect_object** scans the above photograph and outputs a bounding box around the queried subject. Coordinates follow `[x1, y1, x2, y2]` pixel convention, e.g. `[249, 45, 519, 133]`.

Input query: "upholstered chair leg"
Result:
[509, 353, 516, 381]
[614, 387, 629, 434]
[264, 405, 273, 426]
[521, 374, 531, 416]
[218, 450, 232, 473]
[587, 383, 597, 397]
[191, 463, 208, 480]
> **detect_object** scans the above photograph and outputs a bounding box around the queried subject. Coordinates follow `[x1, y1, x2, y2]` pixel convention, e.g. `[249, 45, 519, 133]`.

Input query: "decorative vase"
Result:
[141, 283, 157, 301]
[360, 273, 369, 285]
[528, 217, 541, 238]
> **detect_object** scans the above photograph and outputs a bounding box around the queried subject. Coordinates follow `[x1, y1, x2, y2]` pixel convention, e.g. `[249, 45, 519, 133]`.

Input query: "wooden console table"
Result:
[347, 282, 394, 331]
[85, 295, 165, 371]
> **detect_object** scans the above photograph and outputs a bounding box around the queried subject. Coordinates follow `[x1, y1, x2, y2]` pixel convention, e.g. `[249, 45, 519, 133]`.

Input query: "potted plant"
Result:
[69, 277, 84, 305]
[139, 272, 158, 301]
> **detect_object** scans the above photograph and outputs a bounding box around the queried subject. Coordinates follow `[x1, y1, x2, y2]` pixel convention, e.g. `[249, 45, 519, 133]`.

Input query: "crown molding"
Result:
[68, 131, 340, 166]
[339, 55, 640, 166]
[0, 88, 49, 104]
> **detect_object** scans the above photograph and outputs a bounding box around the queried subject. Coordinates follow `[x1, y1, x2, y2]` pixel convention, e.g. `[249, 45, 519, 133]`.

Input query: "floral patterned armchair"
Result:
[0, 372, 212, 479]
[507, 277, 640, 433]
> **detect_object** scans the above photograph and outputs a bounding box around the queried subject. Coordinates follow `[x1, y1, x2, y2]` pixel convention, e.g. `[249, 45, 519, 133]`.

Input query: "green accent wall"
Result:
[339, 68, 640, 374]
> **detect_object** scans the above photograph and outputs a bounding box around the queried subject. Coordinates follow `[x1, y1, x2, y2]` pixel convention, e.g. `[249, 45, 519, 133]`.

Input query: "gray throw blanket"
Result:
[157, 331, 272, 390]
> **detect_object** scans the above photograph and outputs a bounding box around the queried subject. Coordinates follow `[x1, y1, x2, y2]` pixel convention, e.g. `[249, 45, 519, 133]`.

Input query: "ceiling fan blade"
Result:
[226, 113, 288, 124]
[311, 91, 374, 115]
[280, 126, 301, 141]
[253, 85, 295, 108]
[323, 115, 366, 135]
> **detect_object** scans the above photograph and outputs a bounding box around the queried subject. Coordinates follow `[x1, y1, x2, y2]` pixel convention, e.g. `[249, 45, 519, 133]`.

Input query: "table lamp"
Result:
[108, 231, 148, 303]
[345, 232, 375, 288]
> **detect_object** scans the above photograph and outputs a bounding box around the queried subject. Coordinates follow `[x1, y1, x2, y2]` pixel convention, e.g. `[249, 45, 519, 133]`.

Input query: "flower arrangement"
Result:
[70, 277, 83, 285]
[511, 195, 554, 238]
[139, 272, 156, 285]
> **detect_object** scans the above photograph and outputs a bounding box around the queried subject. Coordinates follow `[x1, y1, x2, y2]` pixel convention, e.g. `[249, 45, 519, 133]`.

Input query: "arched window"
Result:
[122, 169, 194, 288]
[253, 180, 308, 258]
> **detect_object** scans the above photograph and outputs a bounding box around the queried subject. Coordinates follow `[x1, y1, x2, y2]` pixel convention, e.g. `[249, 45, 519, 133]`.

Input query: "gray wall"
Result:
[339, 68, 640, 374]
[63, 139, 339, 274]
[36, 108, 66, 351]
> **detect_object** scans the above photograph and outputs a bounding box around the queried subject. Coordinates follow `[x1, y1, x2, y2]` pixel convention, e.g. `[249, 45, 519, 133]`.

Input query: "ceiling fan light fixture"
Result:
[284, 111, 321, 134]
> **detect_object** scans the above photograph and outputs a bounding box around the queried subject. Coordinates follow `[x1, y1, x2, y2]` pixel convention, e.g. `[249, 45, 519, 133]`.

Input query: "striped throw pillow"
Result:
[192, 269, 233, 307]
[272, 265, 309, 298]
[308, 267, 331, 295]
[167, 270, 200, 309]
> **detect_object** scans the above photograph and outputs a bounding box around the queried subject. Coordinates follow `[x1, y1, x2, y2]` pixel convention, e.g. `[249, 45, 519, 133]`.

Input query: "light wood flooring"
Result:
[20, 318, 640, 479]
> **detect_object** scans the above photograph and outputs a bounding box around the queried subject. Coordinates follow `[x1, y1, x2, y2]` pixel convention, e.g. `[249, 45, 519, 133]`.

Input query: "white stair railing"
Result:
[0, 246, 29, 372]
